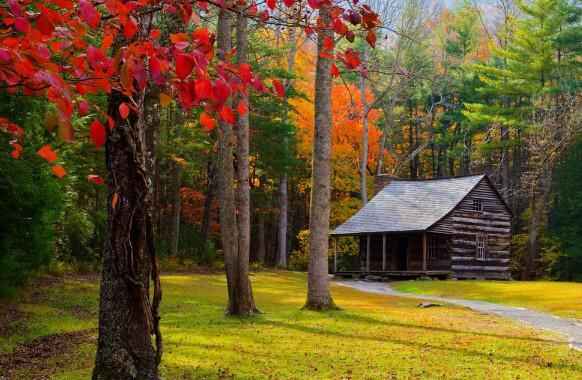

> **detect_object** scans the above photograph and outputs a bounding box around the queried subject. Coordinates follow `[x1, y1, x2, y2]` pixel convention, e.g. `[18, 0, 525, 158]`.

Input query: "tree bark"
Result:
[257, 211, 266, 264]
[305, 4, 335, 310]
[201, 159, 216, 252]
[93, 14, 161, 378]
[92, 90, 162, 380]
[216, 5, 238, 311]
[170, 161, 182, 257]
[277, 175, 288, 267]
[277, 27, 298, 268]
[232, 8, 257, 314]
[359, 46, 369, 205]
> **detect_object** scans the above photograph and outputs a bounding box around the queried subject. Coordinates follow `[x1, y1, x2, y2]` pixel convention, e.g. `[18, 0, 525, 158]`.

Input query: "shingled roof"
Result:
[331, 174, 486, 236]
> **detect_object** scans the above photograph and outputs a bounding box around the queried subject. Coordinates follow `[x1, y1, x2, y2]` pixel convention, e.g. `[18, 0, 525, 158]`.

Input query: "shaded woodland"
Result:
[0, 0, 580, 377]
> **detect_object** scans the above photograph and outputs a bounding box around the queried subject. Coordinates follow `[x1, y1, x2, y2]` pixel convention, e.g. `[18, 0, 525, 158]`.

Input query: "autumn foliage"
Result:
[0, 0, 379, 180]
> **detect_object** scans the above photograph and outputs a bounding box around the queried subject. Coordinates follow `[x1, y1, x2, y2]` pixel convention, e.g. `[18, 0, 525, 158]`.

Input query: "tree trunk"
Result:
[201, 159, 216, 252]
[170, 162, 182, 257]
[232, 9, 257, 314]
[257, 211, 266, 264]
[359, 47, 369, 205]
[277, 26, 298, 269]
[92, 90, 161, 380]
[277, 175, 288, 267]
[216, 6, 240, 316]
[305, 4, 335, 310]
[500, 125, 511, 198]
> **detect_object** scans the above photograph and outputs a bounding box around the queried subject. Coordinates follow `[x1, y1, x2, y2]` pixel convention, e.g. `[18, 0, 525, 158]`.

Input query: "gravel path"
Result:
[335, 280, 582, 351]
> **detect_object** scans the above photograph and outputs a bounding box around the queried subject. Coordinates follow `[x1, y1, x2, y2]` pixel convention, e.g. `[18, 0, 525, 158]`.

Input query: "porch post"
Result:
[422, 232, 427, 271]
[382, 234, 386, 271]
[333, 237, 337, 273]
[366, 234, 371, 272]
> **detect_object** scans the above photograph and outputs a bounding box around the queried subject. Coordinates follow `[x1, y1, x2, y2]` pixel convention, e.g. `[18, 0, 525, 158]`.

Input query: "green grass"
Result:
[392, 280, 582, 320]
[1, 272, 581, 379]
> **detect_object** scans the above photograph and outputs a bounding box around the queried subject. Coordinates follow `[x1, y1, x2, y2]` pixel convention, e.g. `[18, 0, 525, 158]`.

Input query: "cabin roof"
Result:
[331, 174, 490, 236]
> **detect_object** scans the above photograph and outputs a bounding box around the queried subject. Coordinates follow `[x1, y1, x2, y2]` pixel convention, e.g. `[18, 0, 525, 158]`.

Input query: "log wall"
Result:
[430, 178, 512, 279]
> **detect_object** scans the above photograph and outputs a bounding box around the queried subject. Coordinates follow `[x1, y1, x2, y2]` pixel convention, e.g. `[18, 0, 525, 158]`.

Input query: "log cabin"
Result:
[331, 174, 512, 280]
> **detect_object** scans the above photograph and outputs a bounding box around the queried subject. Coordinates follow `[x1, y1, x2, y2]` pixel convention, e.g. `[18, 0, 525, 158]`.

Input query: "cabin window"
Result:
[472, 198, 484, 212]
[476, 233, 487, 260]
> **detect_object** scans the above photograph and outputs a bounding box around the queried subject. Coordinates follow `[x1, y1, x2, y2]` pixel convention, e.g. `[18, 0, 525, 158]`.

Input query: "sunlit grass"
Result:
[2, 272, 581, 379]
[393, 280, 582, 320]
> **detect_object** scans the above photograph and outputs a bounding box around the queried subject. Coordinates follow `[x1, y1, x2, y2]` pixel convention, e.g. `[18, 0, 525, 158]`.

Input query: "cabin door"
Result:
[396, 237, 408, 271]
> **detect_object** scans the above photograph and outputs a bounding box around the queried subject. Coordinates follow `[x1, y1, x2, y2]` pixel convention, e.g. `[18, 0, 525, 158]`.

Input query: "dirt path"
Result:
[336, 280, 582, 351]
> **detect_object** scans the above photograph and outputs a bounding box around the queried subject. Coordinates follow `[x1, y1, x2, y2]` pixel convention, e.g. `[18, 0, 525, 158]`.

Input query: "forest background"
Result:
[1, 0, 581, 299]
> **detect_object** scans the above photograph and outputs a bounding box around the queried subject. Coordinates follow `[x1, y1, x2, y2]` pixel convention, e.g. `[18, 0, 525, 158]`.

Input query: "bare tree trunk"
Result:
[170, 162, 182, 257]
[500, 126, 511, 198]
[277, 175, 288, 267]
[305, 4, 335, 310]
[232, 9, 257, 314]
[93, 89, 162, 380]
[359, 46, 369, 204]
[201, 160, 216, 250]
[277, 27, 298, 268]
[216, 7, 241, 316]
[257, 211, 266, 264]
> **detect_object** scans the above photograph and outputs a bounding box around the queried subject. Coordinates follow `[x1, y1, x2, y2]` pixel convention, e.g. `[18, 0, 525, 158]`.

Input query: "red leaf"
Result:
[10, 142, 22, 159]
[124, 17, 138, 39]
[119, 102, 130, 119]
[51, 165, 67, 178]
[79, 0, 101, 28]
[37, 11, 55, 35]
[90, 119, 106, 148]
[307, 0, 320, 9]
[267, 0, 276, 10]
[330, 63, 340, 78]
[343, 49, 361, 69]
[37, 144, 58, 162]
[366, 31, 377, 48]
[247, 3, 258, 17]
[272, 80, 285, 97]
[333, 19, 348, 35]
[192, 28, 211, 46]
[345, 30, 355, 43]
[212, 80, 231, 103]
[239, 64, 252, 83]
[78, 100, 89, 116]
[199, 112, 215, 131]
[323, 36, 334, 52]
[14, 17, 30, 33]
[194, 78, 212, 100]
[283, 0, 295, 6]
[175, 53, 193, 80]
[219, 106, 235, 124]
[237, 101, 248, 116]
[87, 174, 104, 185]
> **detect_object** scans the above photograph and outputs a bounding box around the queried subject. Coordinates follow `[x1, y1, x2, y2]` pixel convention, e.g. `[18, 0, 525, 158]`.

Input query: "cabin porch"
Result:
[331, 232, 452, 280]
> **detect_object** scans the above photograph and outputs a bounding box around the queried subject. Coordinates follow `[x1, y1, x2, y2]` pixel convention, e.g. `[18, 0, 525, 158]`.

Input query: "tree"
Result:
[464, 0, 581, 279]
[305, 2, 335, 310]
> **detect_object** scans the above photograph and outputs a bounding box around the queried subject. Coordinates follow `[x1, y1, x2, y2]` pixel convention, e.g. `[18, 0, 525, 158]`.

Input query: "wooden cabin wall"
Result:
[430, 178, 512, 279]
[428, 235, 450, 270]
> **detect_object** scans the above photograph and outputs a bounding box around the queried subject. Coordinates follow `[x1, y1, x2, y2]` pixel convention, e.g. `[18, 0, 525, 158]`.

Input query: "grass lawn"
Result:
[1, 272, 581, 379]
[392, 280, 582, 320]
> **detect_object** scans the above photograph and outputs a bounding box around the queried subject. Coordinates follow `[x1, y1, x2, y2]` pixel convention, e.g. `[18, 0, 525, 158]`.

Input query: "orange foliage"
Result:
[180, 188, 220, 234]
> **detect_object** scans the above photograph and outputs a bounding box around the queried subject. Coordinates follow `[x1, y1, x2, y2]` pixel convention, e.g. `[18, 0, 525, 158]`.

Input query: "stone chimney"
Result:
[374, 175, 396, 195]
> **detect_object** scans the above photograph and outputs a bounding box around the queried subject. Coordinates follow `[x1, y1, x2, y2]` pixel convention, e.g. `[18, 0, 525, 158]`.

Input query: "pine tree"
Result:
[463, 0, 581, 279]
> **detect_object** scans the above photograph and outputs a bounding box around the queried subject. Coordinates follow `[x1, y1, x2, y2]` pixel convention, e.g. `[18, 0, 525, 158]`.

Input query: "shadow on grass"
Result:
[332, 311, 566, 345]
[252, 318, 582, 373]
